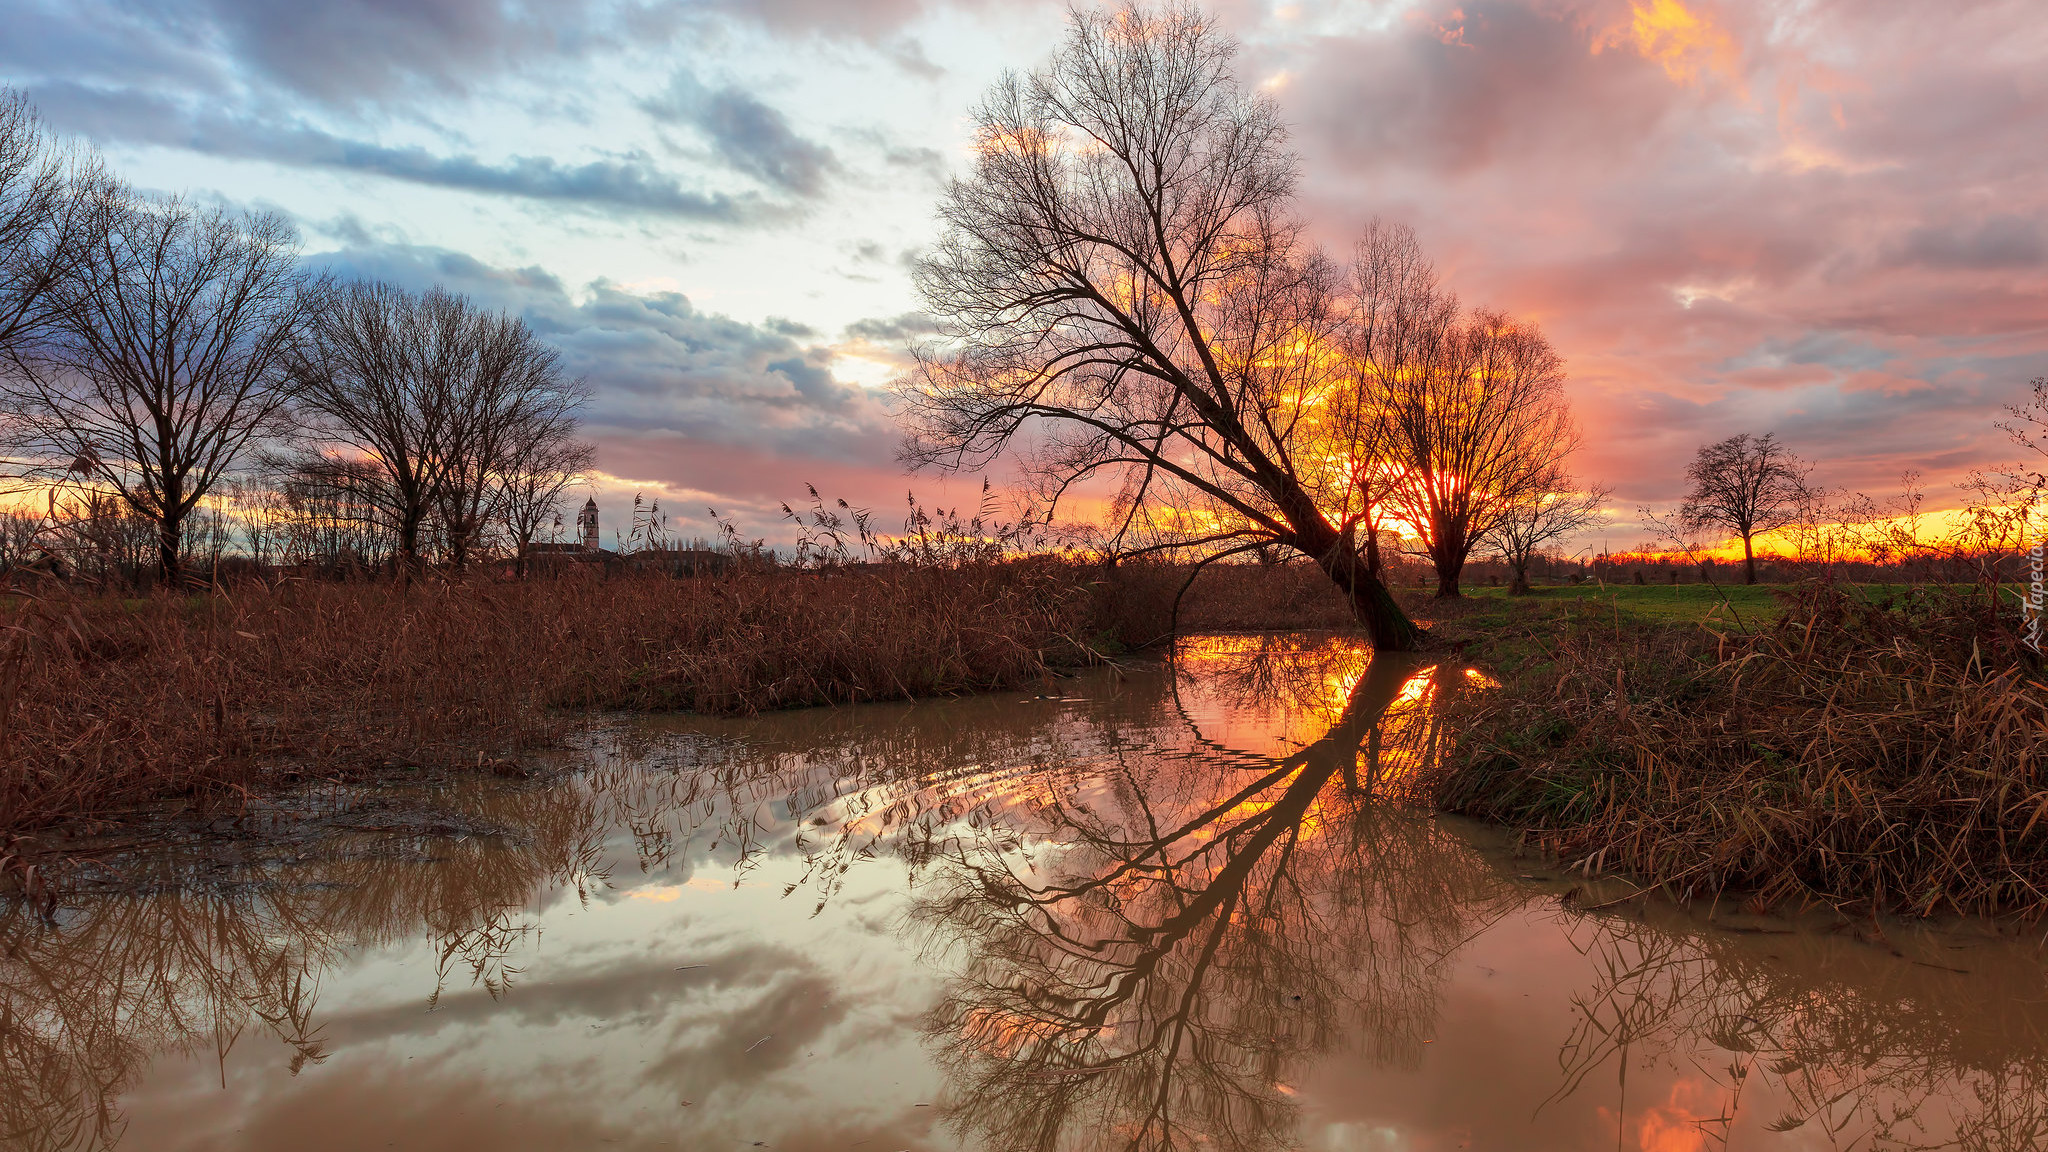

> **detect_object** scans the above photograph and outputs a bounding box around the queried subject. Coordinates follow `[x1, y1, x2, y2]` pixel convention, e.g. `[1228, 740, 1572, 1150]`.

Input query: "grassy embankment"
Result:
[1432, 580, 2048, 917]
[1425, 582, 1783, 672]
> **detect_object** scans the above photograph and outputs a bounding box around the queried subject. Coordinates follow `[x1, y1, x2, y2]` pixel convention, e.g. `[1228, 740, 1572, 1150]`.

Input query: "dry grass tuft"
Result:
[1437, 582, 2048, 916]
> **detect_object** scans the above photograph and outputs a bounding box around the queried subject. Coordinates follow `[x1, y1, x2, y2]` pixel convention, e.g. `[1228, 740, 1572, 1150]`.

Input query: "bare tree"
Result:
[499, 433, 595, 573]
[432, 315, 588, 569]
[0, 507, 43, 573]
[276, 458, 393, 572]
[218, 475, 289, 568]
[1678, 433, 1810, 585]
[287, 281, 585, 575]
[0, 89, 115, 362]
[1353, 222, 1579, 600]
[42, 486, 155, 584]
[902, 3, 1422, 649]
[1489, 470, 1608, 594]
[280, 278, 448, 573]
[1331, 219, 1459, 582]
[2, 197, 306, 587]
[286, 282, 462, 574]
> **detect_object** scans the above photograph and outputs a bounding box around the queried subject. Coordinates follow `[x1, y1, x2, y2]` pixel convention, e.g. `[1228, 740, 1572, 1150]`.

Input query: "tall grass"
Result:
[0, 557, 1362, 843]
[0, 562, 1107, 838]
[1437, 582, 2048, 915]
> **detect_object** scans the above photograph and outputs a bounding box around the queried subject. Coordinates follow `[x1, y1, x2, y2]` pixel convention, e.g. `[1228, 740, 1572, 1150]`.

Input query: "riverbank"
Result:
[0, 563, 1083, 843]
[0, 559, 1365, 848]
[12, 638, 2042, 1151]
[1431, 581, 2048, 917]
[17, 565, 2043, 921]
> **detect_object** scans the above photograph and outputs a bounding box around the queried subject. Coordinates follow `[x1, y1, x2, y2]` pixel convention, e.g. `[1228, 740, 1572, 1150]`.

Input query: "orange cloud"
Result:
[1597, 0, 1743, 90]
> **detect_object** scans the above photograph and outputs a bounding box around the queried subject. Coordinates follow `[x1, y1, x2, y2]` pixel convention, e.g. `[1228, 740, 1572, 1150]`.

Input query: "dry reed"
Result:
[0, 556, 1376, 844]
[0, 561, 1111, 839]
[1437, 582, 2048, 916]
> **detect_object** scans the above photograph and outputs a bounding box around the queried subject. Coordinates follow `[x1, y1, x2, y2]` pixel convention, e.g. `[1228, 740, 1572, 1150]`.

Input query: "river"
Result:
[3, 635, 2043, 1151]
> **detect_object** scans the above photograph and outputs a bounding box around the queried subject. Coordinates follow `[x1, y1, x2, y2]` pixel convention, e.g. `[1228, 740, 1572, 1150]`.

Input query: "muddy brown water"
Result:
[4, 635, 2046, 1151]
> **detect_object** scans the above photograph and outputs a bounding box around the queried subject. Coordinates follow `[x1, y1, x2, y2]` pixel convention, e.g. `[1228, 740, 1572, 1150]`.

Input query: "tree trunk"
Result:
[1742, 535, 1757, 584]
[1307, 541, 1422, 651]
[157, 513, 183, 590]
[1508, 562, 1531, 596]
[1428, 533, 1465, 599]
[1432, 548, 1463, 598]
[1280, 492, 1423, 651]
[448, 519, 471, 571]
[396, 508, 426, 579]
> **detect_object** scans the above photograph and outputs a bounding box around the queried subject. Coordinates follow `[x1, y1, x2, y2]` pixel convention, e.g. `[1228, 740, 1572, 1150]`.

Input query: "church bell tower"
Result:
[578, 497, 599, 552]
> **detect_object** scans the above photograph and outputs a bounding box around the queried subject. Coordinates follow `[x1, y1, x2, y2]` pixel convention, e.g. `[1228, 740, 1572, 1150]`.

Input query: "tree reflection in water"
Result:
[893, 637, 2048, 1152]
[0, 783, 608, 1152]
[1554, 910, 2048, 1150]
[906, 637, 1519, 1152]
[6, 636, 2048, 1151]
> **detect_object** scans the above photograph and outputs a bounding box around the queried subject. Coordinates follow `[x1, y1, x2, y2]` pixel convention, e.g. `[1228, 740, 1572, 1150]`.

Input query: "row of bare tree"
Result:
[0, 90, 592, 587]
[901, 4, 1604, 649]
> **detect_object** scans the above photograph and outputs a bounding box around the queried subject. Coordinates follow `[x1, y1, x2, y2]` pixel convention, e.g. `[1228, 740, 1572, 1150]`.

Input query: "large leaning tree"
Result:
[901, 2, 1423, 650]
[2, 196, 306, 587]
[1679, 432, 1810, 585]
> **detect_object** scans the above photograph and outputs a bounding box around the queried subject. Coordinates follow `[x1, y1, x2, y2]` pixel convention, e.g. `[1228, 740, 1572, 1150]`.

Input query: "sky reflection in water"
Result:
[3, 635, 2046, 1151]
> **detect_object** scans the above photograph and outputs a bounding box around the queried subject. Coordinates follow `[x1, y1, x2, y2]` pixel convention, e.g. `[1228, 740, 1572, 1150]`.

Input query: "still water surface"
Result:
[5, 635, 2046, 1151]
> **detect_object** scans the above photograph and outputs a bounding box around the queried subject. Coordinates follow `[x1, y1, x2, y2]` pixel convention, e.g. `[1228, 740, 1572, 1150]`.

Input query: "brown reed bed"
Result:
[0, 557, 1363, 844]
[1089, 556, 1360, 644]
[1436, 581, 2048, 917]
[0, 561, 1108, 839]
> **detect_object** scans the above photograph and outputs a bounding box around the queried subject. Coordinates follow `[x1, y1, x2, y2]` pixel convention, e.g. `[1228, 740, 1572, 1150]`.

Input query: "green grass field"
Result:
[1425, 579, 2017, 678]
[1413, 582, 1792, 676]
[1459, 580, 1785, 625]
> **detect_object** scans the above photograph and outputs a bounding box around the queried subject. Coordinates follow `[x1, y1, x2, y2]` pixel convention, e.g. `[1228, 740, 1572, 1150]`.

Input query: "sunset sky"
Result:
[6, 0, 2043, 549]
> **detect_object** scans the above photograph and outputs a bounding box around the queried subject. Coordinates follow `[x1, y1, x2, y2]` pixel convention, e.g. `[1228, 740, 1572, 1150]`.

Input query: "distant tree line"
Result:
[0, 89, 594, 588]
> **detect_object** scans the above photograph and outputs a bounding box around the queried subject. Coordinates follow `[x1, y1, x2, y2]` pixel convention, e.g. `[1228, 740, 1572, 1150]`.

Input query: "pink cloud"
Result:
[1226, 0, 2048, 531]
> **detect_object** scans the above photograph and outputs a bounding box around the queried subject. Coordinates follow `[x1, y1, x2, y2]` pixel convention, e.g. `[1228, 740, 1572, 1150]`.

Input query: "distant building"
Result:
[527, 497, 614, 563]
[524, 500, 735, 575]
